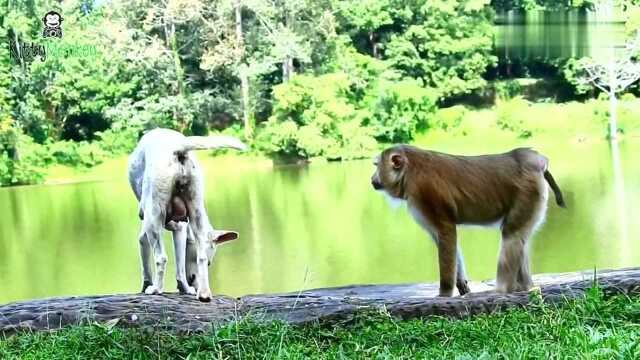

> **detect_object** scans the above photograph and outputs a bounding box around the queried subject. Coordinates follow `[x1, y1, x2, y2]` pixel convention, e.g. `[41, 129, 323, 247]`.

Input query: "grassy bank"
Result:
[2, 288, 639, 359]
[416, 98, 640, 151]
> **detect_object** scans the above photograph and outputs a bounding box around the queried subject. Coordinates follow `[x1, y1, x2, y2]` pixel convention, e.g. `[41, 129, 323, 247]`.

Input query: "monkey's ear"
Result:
[390, 153, 404, 169]
[210, 230, 238, 245]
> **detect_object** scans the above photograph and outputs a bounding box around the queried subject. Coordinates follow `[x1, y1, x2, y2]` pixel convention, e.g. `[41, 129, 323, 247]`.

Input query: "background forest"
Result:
[1, 0, 640, 186]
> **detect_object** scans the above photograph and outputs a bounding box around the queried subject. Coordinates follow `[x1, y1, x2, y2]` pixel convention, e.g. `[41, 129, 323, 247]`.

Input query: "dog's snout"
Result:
[371, 179, 383, 190]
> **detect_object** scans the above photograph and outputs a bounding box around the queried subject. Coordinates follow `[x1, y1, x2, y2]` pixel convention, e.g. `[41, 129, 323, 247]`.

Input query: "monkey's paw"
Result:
[457, 280, 471, 296]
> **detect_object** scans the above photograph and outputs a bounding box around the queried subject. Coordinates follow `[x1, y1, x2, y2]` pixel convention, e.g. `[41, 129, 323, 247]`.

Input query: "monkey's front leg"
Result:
[436, 225, 458, 297]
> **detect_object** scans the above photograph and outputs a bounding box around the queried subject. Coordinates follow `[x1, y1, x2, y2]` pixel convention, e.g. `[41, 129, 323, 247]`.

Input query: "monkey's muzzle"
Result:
[371, 179, 383, 190]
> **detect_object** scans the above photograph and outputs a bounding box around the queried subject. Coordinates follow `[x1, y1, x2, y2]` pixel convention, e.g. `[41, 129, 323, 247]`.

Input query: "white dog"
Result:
[127, 128, 246, 301]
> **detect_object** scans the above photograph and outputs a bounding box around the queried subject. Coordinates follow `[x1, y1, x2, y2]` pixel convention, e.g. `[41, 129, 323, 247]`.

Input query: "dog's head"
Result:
[186, 229, 238, 287]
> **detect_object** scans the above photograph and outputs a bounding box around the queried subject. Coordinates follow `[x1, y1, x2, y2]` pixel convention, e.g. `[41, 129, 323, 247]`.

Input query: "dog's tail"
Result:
[178, 135, 247, 153]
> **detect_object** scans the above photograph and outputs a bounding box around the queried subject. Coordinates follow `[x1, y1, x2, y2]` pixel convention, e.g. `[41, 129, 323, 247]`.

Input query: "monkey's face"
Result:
[371, 149, 407, 199]
[44, 13, 61, 28]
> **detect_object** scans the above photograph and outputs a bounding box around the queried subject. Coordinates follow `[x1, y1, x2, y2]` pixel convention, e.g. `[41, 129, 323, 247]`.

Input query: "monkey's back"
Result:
[404, 146, 546, 224]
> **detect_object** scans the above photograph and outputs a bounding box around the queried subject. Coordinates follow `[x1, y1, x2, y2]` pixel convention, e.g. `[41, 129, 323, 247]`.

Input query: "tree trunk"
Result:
[239, 70, 251, 139]
[282, 8, 294, 82]
[369, 31, 378, 58]
[282, 56, 293, 82]
[235, 1, 252, 140]
[168, 23, 187, 132]
[608, 91, 618, 140]
[2, 267, 640, 334]
[13, 31, 24, 68]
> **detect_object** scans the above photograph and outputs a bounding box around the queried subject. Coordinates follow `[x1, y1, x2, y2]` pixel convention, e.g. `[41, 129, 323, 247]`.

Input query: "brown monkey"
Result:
[371, 145, 565, 297]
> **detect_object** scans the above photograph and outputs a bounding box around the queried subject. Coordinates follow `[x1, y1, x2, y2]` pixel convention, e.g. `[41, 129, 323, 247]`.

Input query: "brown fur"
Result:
[371, 145, 565, 296]
[167, 196, 188, 224]
[138, 196, 189, 227]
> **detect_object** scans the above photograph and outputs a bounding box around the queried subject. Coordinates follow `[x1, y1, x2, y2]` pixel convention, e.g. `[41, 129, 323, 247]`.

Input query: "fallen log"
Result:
[1, 267, 639, 334]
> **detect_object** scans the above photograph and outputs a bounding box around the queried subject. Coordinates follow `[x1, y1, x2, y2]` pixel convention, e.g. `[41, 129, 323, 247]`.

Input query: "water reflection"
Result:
[610, 140, 631, 264]
[0, 141, 639, 304]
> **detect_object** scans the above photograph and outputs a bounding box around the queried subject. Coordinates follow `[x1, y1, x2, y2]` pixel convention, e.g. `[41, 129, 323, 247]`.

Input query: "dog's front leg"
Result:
[170, 221, 196, 295]
[185, 227, 199, 290]
[195, 229, 212, 302]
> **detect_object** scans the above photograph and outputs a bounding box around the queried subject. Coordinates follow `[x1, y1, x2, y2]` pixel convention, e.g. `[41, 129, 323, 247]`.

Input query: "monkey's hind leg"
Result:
[497, 194, 546, 293]
[517, 245, 534, 291]
[496, 227, 528, 293]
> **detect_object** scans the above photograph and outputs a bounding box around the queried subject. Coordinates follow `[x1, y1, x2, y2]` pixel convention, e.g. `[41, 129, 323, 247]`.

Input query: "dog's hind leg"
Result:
[138, 229, 153, 292]
[170, 221, 196, 295]
[143, 207, 168, 295]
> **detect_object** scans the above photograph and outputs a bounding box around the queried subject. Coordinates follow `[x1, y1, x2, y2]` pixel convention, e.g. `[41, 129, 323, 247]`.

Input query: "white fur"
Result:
[127, 128, 245, 301]
[407, 202, 435, 238]
[380, 191, 406, 210]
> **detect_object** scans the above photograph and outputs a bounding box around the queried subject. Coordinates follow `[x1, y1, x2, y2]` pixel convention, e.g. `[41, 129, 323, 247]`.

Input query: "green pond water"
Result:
[1, 140, 639, 304]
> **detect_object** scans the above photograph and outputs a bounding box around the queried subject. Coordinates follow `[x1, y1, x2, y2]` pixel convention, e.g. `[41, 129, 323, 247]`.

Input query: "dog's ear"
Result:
[210, 230, 238, 245]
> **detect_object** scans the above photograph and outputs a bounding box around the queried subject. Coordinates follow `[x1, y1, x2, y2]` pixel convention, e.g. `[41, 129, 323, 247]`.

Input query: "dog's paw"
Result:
[197, 289, 212, 302]
[177, 280, 196, 295]
[144, 285, 163, 295]
[141, 280, 153, 293]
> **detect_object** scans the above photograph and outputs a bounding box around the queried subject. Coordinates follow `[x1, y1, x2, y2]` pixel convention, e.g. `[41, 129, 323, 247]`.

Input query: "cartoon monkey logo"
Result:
[42, 11, 63, 38]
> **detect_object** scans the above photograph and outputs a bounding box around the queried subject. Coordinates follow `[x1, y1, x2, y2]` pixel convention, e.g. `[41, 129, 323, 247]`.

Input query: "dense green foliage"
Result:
[338, 0, 496, 97]
[2, 289, 640, 358]
[256, 72, 379, 160]
[1, 0, 639, 185]
[1, 0, 503, 185]
[255, 49, 439, 159]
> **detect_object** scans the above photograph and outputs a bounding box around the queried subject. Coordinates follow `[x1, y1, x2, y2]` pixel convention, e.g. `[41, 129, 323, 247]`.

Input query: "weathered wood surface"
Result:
[1, 267, 639, 334]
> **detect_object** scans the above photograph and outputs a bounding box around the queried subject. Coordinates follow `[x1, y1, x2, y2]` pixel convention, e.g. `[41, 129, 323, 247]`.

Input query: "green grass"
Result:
[2, 288, 640, 359]
[415, 98, 640, 153]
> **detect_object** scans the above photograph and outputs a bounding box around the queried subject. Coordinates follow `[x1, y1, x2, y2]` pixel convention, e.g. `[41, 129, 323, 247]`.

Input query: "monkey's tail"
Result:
[544, 170, 566, 208]
[178, 135, 247, 153]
